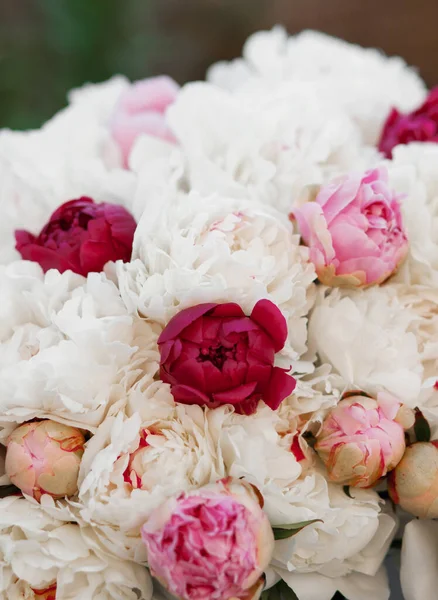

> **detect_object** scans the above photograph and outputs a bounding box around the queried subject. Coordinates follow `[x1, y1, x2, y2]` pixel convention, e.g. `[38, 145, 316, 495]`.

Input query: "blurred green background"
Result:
[1, 0, 437, 130]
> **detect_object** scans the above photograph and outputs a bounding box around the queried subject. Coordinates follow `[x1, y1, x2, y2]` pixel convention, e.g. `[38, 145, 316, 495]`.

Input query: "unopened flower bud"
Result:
[5, 420, 85, 501]
[315, 392, 406, 488]
[388, 441, 438, 518]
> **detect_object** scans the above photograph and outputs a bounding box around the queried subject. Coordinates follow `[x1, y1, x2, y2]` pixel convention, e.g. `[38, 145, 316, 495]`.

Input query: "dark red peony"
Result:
[158, 300, 296, 415]
[378, 87, 438, 158]
[15, 197, 136, 276]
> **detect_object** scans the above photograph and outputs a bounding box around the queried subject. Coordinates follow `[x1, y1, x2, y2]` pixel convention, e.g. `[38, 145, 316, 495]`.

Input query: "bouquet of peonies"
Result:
[1, 27, 438, 600]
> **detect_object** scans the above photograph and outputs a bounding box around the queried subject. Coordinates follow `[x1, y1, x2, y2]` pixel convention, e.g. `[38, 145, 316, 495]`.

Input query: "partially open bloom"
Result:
[388, 441, 438, 518]
[141, 478, 274, 600]
[294, 168, 409, 287]
[158, 300, 296, 415]
[378, 87, 438, 158]
[5, 420, 85, 501]
[110, 76, 179, 166]
[15, 197, 137, 276]
[315, 393, 407, 487]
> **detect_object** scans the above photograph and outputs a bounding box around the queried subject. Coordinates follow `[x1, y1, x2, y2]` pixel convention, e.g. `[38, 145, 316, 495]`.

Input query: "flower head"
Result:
[294, 167, 409, 287]
[315, 393, 406, 487]
[15, 197, 137, 276]
[141, 478, 274, 600]
[388, 441, 438, 518]
[110, 76, 179, 166]
[158, 300, 296, 414]
[379, 87, 438, 158]
[5, 420, 85, 501]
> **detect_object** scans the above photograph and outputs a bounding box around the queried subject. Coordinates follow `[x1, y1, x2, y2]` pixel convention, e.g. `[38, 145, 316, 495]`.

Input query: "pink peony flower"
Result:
[315, 392, 407, 488]
[158, 300, 296, 415]
[293, 167, 409, 287]
[5, 420, 85, 501]
[378, 87, 438, 158]
[110, 76, 179, 166]
[141, 478, 274, 600]
[15, 197, 137, 276]
[388, 441, 438, 518]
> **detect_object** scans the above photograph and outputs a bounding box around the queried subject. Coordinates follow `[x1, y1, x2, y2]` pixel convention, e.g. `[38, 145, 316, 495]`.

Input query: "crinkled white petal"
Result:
[270, 472, 395, 578]
[308, 286, 423, 406]
[208, 27, 426, 146]
[76, 382, 227, 561]
[387, 144, 438, 286]
[0, 262, 159, 438]
[164, 82, 378, 214]
[0, 495, 152, 600]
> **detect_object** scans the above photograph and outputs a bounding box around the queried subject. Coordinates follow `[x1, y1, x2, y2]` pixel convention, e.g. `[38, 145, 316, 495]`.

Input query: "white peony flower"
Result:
[400, 519, 438, 600]
[308, 286, 423, 406]
[164, 82, 377, 214]
[76, 382, 226, 562]
[271, 473, 395, 599]
[208, 27, 426, 146]
[392, 284, 438, 434]
[0, 261, 159, 438]
[387, 143, 438, 286]
[0, 495, 152, 600]
[0, 77, 136, 265]
[129, 189, 315, 362]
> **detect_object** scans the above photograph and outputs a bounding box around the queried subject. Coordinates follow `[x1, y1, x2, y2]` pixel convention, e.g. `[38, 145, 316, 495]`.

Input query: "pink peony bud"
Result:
[141, 478, 274, 600]
[5, 420, 85, 501]
[293, 167, 409, 288]
[388, 441, 438, 518]
[315, 392, 406, 488]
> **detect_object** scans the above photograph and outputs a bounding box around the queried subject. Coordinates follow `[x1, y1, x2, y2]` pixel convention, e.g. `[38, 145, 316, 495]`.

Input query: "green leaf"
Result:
[343, 485, 354, 499]
[273, 519, 322, 540]
[263, 581, 299, 600]
[414, 409, 431, 443]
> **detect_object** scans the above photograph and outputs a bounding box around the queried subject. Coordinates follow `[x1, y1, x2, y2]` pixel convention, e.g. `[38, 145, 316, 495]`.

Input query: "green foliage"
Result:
[273, 519, 322, 540]
[262, 580, 299, 600]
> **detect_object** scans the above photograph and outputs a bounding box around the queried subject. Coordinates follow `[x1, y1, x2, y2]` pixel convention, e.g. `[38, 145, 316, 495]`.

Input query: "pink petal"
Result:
[250, 299, 288, 352]
[264, 367, 296, 410]
[158, 304, 217, 344]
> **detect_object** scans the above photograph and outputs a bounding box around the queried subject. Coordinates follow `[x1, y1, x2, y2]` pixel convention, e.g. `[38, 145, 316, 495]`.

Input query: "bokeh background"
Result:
[1, 0, 437, 129]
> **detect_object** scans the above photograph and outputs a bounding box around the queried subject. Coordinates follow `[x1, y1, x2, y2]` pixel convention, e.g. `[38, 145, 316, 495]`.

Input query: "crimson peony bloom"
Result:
[158, 300, 296, 415]
[378, 87, 438, 158]
[15, 197, 136, 276]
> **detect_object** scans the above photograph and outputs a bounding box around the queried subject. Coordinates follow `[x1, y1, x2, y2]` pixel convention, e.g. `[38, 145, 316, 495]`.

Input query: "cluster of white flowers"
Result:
[0, 26, 437, 600]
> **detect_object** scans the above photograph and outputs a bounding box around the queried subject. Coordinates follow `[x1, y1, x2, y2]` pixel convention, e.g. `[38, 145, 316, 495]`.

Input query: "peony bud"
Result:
[315, 392, 406, 488]
[5, 420, 85, 501]
[388, 441, 438, 518]
[141, 478, 274, 600]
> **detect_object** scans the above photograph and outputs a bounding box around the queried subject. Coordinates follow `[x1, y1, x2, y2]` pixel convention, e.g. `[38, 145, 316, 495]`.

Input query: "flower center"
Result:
[197, 343, 237, 370]
[31, 584, 57, 600]
[123, 429, 150, 489]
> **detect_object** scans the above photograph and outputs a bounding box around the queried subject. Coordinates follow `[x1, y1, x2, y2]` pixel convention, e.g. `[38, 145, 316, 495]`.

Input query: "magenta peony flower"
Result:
[15, 197, 137, 276]
[158, 300, 296, 415]
[315, 392, 407, 488]
[378, 87, 438, 158]
[388, 441, 438, 518]
[293, 167, 408, 287]
[5, 420, 85, 501]
[110, 76, 179, 166]
[141, 478, 274, 600]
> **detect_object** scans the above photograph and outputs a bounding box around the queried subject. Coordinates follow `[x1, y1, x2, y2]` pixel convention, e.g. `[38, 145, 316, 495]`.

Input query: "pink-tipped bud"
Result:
[388, 441, 438, 518]
[315, 392, 406, 488]
[141, 478, 274, 600]
[5, 420, 85, 501]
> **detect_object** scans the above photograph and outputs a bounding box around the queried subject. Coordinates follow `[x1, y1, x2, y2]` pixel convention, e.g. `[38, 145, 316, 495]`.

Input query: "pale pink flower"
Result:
[293, 167, 408, 287]
[110, 76, 179, 166]
[5, 420, 85, 501]
[389, 441, 438, 518]
[315, 392, 407, 488]
[141, 478, 274, 600]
